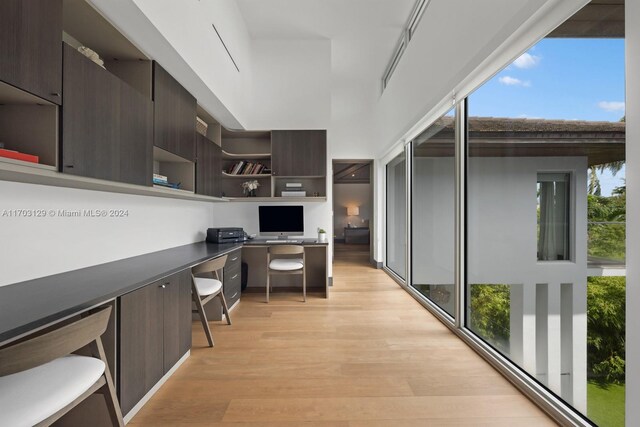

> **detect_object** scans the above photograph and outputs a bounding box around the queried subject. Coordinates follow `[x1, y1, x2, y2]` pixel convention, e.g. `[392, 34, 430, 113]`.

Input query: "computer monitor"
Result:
[258, 205, 304, 238]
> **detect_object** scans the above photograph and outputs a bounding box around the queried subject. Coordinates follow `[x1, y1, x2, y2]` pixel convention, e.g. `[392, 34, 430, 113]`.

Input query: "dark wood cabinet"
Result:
[62, 44, 153, 185]
[0, 0, 62, 104]
[119, 85, 153, 186]
[62, 44, 120, 181]
[119, 269, 193, 415]
[119, 281, 164, 415]
[162, 270, 192, 372]
[153, 62, 196, 161]
[271, 130, 326, 177]
[196, 134, 222, 197]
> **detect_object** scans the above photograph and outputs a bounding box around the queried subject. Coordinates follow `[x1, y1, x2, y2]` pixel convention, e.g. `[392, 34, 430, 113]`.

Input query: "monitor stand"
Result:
[277, 235, 289, 240]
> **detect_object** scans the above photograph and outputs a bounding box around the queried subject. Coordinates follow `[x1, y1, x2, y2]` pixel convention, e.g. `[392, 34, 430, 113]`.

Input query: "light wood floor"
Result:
[129, 246, 557, 426]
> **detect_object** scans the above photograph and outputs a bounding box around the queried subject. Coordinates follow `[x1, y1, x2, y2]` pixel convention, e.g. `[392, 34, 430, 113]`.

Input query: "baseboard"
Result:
[371, 259, 383, 269]
[123, 350, 190, 424]
[328, 276, 333, 286]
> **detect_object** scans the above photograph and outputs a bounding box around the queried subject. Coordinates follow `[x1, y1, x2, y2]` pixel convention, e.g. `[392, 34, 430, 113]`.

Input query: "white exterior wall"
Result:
[412, 155, 587, 411]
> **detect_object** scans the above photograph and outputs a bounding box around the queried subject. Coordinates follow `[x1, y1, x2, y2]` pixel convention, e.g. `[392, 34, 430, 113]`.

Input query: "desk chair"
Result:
[0, 306, 123, 427]
[191, 255, 232, 347]
[266, 245, 306, 303]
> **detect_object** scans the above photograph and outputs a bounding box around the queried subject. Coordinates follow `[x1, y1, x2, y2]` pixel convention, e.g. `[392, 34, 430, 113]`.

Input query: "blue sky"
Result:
[469, 38, 626, 195]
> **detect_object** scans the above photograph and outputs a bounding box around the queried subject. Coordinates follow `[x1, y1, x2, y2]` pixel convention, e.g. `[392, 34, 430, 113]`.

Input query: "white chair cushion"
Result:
[194, 277, 223, 296]
[0, 355, 105, 427]
[269, 258, 304, 271]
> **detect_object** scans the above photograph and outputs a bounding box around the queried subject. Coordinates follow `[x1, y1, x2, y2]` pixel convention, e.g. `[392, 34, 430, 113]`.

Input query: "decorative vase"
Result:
[248, 189, 256, 197]
[318, 232, 327, 243]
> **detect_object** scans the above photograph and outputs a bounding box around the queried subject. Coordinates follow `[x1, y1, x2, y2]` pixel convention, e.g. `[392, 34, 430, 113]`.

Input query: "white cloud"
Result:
[598, 101, 625, 113]
[499, 76, 531, 87]
[513, 52, 541, 69]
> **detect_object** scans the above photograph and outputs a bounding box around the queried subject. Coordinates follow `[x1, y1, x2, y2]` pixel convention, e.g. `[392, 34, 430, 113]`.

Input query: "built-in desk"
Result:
[243, 239, 329, 298]
[0, 241, 241, 424]
[0, 242, 241, 346]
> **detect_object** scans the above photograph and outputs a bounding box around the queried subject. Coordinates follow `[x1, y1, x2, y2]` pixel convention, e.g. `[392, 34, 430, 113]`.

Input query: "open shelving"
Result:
[153, 147, 195, 193]
[0, 81, 59, 171]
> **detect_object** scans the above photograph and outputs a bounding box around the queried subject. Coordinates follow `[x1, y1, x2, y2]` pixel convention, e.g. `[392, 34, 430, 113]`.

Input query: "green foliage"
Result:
[587, 191, 626, 261]
[587, 277, 626, 383]
[469, 284, 510, 353]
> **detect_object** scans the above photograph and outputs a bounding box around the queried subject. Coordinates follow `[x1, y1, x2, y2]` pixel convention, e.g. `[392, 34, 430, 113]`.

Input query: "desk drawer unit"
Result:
[224, 249, 242, 307]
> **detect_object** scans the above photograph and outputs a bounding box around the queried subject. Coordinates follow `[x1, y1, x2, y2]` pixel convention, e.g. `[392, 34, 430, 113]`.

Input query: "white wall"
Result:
[249, 40, 331, 129]
[0, 181, 214, 286]
[333, 182, 372, 239]
[626, 0, 639, 422]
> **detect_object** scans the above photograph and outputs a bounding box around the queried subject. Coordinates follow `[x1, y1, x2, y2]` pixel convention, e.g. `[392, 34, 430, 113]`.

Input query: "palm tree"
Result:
[588, 161, 625, 196]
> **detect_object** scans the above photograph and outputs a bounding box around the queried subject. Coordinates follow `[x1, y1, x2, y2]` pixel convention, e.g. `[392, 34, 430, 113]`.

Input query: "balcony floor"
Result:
[130, 245, 557, 426]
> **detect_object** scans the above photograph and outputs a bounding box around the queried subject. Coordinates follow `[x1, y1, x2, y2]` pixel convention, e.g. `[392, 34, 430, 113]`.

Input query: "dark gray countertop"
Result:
[0, 241, 242, 345]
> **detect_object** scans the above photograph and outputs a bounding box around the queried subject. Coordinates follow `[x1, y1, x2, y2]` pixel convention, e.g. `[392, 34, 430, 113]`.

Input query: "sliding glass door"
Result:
[466, 6, 625, 424]
[386, 151, 407, 279]
[410, 109, 456, 318]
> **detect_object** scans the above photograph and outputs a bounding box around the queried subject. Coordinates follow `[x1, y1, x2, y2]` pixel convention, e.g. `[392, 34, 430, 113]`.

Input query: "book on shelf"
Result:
[153, 173, 168, 183]
[0, 148, 39, 164]
[226, 161, 269, 175]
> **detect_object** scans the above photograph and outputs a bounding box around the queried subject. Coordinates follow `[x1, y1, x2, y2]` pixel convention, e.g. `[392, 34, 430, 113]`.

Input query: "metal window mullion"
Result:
[406, 142, 412, 285]
[454, 99, 467, 329]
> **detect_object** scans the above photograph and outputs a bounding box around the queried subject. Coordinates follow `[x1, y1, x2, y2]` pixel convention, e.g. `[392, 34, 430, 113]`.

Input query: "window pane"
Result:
[411, 109, 455, 317]
[386, 151, 407, 279]
[537, 173, 571, 261]
[466, 2, 625, 425]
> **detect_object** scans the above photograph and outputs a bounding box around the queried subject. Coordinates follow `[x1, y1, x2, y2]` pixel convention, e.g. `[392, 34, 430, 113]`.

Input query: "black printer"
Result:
[206, 227, 245, 244]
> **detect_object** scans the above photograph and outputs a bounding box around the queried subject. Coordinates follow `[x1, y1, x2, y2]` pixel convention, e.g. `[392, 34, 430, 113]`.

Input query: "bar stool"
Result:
[0, 306, 123, 427]
[266, 245, 306, 303]
[191, 255, 232, 347]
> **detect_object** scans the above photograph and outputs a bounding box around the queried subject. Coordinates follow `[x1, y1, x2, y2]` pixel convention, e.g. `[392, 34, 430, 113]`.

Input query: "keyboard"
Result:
[265, 240, 302, 244]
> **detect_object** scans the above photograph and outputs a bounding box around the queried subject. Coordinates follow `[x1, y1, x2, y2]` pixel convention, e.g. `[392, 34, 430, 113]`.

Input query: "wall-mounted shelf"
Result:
[222, 172, 272, 178]
[222, 150, 270, 160]
[223, 196, 327, 203]
[0, 160, 227, 203]
[153, 146, 195, 192]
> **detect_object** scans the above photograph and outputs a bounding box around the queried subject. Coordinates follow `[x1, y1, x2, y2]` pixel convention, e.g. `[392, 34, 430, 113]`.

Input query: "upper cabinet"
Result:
[0, 0, 63, 104]
[62, 44, 152, 186]
[196, 134, 222, 197]
[153, 63, 196, 161]
[271, 130, 326, 177]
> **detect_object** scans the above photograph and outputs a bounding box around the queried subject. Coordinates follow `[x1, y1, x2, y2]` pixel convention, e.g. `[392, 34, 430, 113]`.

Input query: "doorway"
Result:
[332, 160, 374, 263]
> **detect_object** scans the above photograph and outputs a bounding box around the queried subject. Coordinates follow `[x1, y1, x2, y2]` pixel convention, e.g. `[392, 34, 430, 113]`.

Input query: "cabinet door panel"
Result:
[196, 134, 222, 197]
[163, 270, 192, 372]
[120, 84, 153, 186]
[0, 0, 62, 104]
[62, 44, 120, 180]
[271, 130, 326, 177]
[153, 63, 196, 161]
[119, 282, 164, 415]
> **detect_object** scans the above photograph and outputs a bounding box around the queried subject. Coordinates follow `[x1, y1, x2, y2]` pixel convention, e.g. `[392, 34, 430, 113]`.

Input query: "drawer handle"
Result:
[231, 257, 239, 261]
[231, 292, 238, 298]
[231, 274, 238, 280]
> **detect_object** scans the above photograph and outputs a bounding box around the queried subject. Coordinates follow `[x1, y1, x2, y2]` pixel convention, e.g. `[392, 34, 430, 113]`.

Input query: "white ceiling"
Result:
[236, 0, 415, 40]
[236, 0, 416, 124]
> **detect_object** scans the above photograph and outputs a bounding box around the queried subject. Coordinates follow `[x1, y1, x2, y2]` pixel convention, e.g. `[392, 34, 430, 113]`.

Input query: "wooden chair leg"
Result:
[192, 287, 214, 347]
[219, 291, 232, 325]
[266, 271, 270, 303]
[303, 268, 307, 303]
[90, 338, 124, 427]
